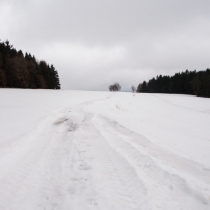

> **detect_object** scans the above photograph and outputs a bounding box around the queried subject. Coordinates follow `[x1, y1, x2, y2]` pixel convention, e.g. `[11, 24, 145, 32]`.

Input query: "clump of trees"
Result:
[0, 40, 60, 89]
[137, 69, 210, 98]
[109, 83, 121, 91]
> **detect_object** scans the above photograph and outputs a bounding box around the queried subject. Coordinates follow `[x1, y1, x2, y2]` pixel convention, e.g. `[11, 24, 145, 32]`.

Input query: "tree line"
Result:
[0, 40, 60, 89]
[137, 69, 210, 98]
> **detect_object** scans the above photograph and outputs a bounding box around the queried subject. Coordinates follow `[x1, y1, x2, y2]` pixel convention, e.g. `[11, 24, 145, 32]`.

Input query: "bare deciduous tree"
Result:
[131, 85, 136, 93]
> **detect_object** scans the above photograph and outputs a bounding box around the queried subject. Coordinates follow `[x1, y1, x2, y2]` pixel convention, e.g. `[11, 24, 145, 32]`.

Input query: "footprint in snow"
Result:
[79, 162, 92, 170]
[54, 118, 68, 125]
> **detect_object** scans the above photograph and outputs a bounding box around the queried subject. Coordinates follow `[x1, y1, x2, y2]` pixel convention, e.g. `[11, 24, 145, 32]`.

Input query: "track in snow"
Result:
[0, 99, 209, 210]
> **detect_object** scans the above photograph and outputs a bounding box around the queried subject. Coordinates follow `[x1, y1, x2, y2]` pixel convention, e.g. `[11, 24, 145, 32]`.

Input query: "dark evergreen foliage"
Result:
[0, 40, 60, 89]
[137, 69, 210, 98]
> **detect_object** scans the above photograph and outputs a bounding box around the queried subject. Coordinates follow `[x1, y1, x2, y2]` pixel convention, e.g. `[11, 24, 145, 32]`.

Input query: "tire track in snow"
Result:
[79, 112, 149, 210]
[92, 114, 210, 209]
[0, 105, 84, 210]
[151, 94, 207, 114]
[1, 98, 209, 210]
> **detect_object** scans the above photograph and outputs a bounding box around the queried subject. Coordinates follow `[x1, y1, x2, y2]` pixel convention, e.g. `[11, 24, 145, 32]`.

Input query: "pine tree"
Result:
[0, 39, 61, 89]
[137, 69, 210, 98]
[0, 53, 6, 87]
[140, 81, 147, 92]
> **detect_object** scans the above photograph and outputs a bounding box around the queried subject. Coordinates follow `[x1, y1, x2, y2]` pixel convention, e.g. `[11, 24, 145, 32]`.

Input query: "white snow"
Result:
[0, 89, 210, 210]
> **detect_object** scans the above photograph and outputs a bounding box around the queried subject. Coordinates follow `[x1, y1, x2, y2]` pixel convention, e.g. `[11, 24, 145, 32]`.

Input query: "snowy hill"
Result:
[0, 89, 210, 210]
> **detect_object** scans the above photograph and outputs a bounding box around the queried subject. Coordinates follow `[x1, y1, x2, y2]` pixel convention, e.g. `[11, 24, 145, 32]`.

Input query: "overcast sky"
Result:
[1, 0, 210, 91]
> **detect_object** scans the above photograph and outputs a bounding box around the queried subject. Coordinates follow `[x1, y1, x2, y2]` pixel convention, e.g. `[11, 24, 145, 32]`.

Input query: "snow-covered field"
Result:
[0, 89, 210, 210]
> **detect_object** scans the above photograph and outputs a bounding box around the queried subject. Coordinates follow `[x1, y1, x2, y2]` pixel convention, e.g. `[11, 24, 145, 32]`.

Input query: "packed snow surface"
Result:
[0, 89, 210, 210]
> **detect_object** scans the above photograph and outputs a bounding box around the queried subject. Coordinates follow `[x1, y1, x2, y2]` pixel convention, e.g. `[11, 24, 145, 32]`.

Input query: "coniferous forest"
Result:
[0, 40, 60, 89]
[137, 69, 210, 98]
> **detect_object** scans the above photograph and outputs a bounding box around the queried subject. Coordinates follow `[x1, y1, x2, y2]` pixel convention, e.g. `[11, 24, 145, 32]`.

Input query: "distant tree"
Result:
[136, 83, 142, 92]
[140, 81, 148, 92]
[50, 65, 60, 89]
[109, 83, 121, 91]
[136, 69, 210, 98]
[192, 69, 210, 97]
[0, 39, 61, 89]
[131, 85, 136, 93]
[0, 53, 6, 87]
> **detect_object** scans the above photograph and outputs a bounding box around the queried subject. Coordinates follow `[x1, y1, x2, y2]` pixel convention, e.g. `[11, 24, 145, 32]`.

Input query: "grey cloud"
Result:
[1, 0, 210, 91]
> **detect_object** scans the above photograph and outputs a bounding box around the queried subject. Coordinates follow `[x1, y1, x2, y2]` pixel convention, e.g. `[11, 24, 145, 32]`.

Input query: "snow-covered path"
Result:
[0, 90, 210, 210]
[0, 100, 147, 210]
